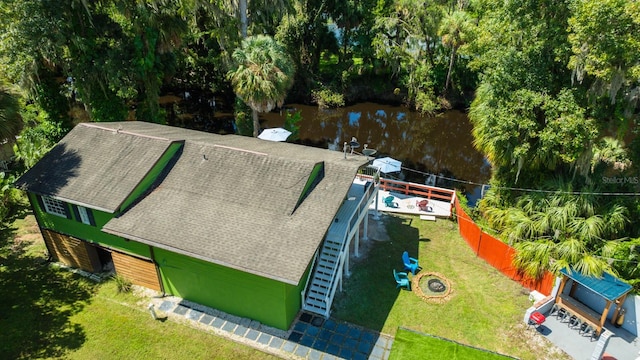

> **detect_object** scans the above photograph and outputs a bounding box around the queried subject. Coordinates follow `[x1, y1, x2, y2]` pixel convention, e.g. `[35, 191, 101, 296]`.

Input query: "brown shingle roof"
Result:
[15, 123, 175, 212]
[30, 121, 366, 285]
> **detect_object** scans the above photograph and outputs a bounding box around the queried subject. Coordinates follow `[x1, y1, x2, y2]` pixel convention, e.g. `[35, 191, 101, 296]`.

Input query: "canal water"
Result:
[260, 103, 492, 204]
[162, 94, 491, 204]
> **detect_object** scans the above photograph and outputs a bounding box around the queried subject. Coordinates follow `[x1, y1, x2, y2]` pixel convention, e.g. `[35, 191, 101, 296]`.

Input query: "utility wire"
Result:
[398, 165, 640, 196]
[358, 154, 640, 264]
[411, 196, 640, 265]
[361, 151, 640, 196]
[417, 190, 640, 264]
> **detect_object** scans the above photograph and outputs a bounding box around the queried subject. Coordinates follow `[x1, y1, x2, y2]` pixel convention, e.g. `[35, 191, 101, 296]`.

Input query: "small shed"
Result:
[554, 267, 632, 336]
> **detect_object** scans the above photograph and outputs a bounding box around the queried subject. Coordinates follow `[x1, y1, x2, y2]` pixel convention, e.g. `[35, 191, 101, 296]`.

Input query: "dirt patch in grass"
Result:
[349, 213, 392, 265]
[12, 215, 42, 243]
[364, 213, 391, 242]
[502, 323, 570, 360]
[11, 215, 46, 258]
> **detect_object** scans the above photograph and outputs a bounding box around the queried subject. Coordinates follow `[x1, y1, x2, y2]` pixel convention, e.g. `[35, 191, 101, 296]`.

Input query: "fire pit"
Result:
[412, 272, 453, 303]
[428, 279, 446, 292]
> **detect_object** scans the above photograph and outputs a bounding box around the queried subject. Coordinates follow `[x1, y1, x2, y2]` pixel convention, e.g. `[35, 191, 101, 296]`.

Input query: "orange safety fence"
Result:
[456, 199, 481, 251]
[455, 199, 555, 295]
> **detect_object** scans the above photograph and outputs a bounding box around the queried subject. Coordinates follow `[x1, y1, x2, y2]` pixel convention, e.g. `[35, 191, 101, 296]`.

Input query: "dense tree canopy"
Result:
[0, 82, 22, 141]
[469, 0, 639, 284]
[0, 0, 638, 285]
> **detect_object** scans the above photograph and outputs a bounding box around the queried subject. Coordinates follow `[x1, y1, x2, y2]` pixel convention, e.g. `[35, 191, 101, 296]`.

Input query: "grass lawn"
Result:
[2, 210, 569, 360]
[0, 215, 277, 360]
[63, 282, 277, 360]
[332, 214, 570, 360]
[390, 328, 515, 360]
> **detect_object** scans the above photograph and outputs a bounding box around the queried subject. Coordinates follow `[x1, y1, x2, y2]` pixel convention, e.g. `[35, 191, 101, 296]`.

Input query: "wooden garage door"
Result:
[42, 229, 100, 272]
[112, 251, 161, 291]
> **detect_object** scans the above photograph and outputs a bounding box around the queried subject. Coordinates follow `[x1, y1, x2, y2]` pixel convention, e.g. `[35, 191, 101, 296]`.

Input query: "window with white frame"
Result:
[77, 206, 91, 225]
[42, 196, 67, 217]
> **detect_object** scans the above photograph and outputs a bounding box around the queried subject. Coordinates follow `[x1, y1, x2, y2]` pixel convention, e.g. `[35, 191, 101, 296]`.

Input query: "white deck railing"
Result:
[321, 180, 377, 316]
[302, 178, 378, 317]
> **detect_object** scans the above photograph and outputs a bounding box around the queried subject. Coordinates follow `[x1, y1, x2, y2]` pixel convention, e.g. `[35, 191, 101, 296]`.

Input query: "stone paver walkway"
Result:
[155, 298, 393, 360]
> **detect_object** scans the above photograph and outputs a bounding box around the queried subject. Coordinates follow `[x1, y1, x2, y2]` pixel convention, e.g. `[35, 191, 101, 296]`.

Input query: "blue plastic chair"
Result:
[384, 196, 398, 208]
[393, 269, 411, 290]
[402, 251, 420, 275]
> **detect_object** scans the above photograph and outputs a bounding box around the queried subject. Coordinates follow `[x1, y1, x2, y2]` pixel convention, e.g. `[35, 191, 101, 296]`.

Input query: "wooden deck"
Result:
[352, 175, 455, 219]
[370, 189, 452, 218]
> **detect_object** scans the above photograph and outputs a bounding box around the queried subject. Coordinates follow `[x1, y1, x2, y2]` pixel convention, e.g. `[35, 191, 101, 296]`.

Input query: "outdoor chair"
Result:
[393, 269, 411, 290]
[384, 196, 398, 208]
[416, 199, 432, 212]
[579, 322, 594, 336]
[402, 251, 420, 275]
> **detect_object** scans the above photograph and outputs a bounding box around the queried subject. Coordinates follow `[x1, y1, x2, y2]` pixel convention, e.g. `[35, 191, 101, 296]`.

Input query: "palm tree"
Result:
[590, 137, 630, 172]
[228, 35, 295, 137]
[12, 132, 53, 169]
[484, 178, 630, 279]
[438, 10, 473, 93]
[0, 84, 23, 142]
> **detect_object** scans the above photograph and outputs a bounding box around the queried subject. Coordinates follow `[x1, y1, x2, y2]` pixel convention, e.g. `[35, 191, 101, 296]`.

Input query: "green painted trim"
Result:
[156, 248, 309, 330]
[294, 162, 324, 212]
[29, 193, 151, 258]
[118, 141, 183, 213]
[27, 142, 183, 258]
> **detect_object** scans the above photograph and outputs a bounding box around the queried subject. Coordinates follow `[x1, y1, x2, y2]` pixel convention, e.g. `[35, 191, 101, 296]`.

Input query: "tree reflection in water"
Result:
[261, 103, 492, 205]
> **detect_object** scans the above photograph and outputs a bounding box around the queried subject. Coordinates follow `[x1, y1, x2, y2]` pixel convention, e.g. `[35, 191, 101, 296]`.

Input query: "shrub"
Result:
[113, 274, 133, 293]
[312, 88, 345, 109]
[283, 110, 302, 142]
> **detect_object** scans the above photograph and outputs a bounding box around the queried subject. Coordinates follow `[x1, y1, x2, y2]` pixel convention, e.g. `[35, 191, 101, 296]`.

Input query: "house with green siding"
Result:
[16, 121, 376, 330]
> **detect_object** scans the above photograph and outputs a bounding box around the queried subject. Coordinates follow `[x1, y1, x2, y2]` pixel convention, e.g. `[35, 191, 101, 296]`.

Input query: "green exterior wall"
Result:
[30, 193, 151, 258]
[27, 139, 315, 330]
[155, 247, 311, 330]
[118, 141, 183, 213]
[28, 141, 183, 258]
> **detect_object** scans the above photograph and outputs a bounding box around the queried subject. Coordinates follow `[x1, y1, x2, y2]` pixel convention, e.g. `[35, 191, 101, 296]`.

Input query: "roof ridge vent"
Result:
[213, 144, 267, 156]
[81, 123, 170, 141]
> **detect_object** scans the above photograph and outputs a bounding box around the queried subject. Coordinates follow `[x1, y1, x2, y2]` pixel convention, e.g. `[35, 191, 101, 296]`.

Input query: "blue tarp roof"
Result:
[560, 268, 632, 302]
